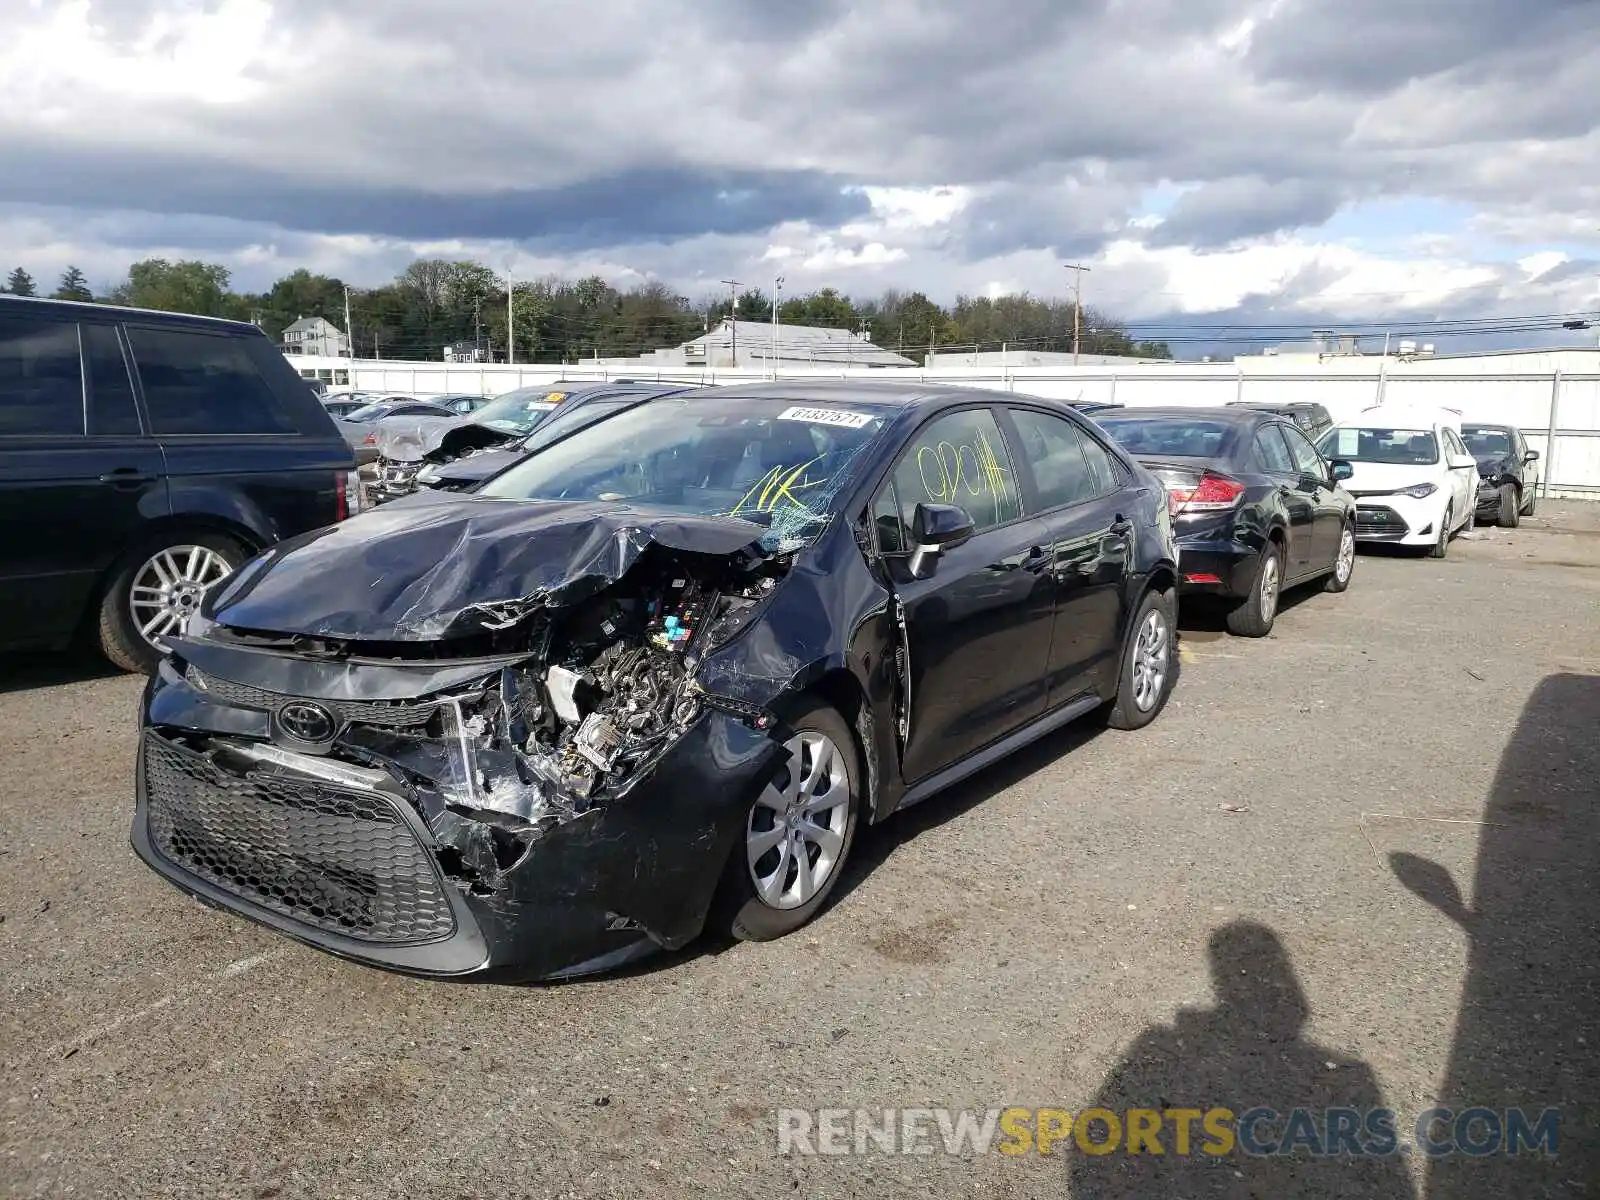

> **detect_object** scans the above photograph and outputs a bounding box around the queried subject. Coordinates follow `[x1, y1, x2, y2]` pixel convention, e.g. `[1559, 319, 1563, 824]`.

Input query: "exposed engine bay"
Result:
[166, 545, 784, 897]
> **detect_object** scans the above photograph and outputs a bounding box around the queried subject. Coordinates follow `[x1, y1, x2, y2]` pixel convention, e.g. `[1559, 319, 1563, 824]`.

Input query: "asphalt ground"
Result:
[2, 501, 1597, 1199]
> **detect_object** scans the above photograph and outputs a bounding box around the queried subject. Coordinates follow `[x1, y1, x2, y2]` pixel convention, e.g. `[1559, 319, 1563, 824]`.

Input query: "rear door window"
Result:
[1253, 425, 1295, 474]
[1008, 408, 1109, 510]
[0, 312, 84, 436]
[127, 326, 296, 435]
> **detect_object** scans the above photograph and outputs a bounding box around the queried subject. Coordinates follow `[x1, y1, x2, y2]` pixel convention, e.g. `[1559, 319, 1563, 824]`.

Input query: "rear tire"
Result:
[1497, 483, 1520, 528]
[1225, 544, 1282, 637]
[717, 701, 860, 942]
[1324, 522, 1356, 593]
[1427, 508, 1451, 559]
[1521, 487, 1537, 517]
[96, 530, 245, 673]
[1105, 586, 1176, 730]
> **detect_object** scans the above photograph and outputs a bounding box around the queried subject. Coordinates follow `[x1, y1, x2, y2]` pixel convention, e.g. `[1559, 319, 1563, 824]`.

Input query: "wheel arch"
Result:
[776, 667, 882, 825]
[83, 515, 263, 627]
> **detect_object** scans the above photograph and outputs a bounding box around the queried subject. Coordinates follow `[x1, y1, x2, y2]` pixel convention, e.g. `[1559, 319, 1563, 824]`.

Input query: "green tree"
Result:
[52, 266, 94, 302]
[734, 287, 771, 323]
[110, 259, 233, 317]
[778, 286, 858, 329]
[260, 269, 346, 341]
[868, 290, 953, 362]
[5, 267, 36, 296]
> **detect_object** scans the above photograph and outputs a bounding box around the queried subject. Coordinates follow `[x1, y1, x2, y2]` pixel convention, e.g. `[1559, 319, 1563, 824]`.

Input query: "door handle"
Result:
[99, 468, 157, 489]
[1020, 546, 1050, 573]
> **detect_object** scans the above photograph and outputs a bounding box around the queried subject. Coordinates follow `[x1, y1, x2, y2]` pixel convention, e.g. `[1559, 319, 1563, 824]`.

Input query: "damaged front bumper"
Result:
[132, 651, 781, 982]
[373, 457, 424, 502]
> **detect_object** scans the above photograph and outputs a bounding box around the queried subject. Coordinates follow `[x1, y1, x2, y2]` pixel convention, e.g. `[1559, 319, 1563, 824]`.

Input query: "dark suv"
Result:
[1226, 400, 1334, 440]
[0, 298, 359, 672]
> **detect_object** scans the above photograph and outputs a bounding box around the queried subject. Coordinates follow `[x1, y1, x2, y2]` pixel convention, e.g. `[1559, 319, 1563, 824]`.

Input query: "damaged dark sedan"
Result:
[134, 382, 1180, 981]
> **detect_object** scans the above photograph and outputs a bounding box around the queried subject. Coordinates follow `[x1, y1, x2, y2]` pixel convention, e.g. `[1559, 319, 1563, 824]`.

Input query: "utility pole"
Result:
[720, 279, 740, 366]
[1063, 263, 1091, 364]
[506, 266, 515, 365]
[772, 275, 784, 378]
[343, 285, 355, 380]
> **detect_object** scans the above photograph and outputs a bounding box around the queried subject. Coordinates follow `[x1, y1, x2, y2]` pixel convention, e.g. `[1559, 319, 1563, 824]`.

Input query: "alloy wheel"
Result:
[128, 545, 233, 644]
[1259, 554, 1280, 623]
[1131, 608, 1169, 713]
[1335, 528, 1355, 583]
[747, 731, 851, 910]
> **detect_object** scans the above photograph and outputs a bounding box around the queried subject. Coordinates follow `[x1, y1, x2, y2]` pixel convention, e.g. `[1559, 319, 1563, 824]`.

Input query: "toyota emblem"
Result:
[276, 700, 337, 744]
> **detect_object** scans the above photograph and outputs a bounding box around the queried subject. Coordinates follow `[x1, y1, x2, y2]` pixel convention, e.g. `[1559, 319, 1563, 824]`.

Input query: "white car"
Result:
[1315, 406, 1479, 558]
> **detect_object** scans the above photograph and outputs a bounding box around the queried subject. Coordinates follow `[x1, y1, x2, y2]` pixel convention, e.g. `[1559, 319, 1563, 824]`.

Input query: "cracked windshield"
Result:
[478, 395, 889, 549]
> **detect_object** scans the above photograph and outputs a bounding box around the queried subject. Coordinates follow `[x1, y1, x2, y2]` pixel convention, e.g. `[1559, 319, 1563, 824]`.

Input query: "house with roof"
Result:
[280, 315, 349, 357]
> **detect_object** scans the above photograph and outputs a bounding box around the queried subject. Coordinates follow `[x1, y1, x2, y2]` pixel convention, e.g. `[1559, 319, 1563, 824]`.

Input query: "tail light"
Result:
[363, 432, 378, 445]
[1163, 470, 1245, 516]
[335, 469, 363, 521]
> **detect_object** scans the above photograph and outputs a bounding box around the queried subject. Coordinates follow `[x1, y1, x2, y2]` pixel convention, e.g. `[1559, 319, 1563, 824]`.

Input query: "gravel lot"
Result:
[3, 502, 1597, 1199]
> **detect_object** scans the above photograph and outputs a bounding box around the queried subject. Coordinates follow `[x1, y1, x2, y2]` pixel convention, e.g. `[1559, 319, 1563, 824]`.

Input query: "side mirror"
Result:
[1525, 449, 1540, 462]
[908, 503, 975, 578]
[1329, 459, 1353, 482]
[1448, 453, 1477, 470]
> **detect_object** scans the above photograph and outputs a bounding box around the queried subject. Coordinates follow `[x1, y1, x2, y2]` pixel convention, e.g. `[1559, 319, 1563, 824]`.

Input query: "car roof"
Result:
[679, 378, 1055, 419]
[1092, 405, 1268, 425]
[1343, 405, 1459, 428]
[0, 293, 258, 332]
[1461, 422, 1514, 432]
[1229, 400, 1327, 412]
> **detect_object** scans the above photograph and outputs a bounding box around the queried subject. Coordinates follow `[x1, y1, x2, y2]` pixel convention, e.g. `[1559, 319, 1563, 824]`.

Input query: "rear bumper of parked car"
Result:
[131, 665, 778, 982]
[1352, 494, 1445, 545]
[1173, 540, 1259, 597]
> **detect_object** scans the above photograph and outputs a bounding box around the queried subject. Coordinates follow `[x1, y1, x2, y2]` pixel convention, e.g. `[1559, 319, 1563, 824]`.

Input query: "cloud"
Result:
[0, 0, 1597, 347]
[1144, 177, 1348, 250]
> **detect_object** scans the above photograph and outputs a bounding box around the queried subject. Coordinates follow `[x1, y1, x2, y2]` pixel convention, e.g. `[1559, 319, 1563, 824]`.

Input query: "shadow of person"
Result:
[1390, 671, 1599, 1199]
[1068, 921, 1417, 1198]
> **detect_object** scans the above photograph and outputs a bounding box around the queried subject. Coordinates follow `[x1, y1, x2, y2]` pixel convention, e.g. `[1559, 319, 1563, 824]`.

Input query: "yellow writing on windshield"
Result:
[729, 455, 827, 515]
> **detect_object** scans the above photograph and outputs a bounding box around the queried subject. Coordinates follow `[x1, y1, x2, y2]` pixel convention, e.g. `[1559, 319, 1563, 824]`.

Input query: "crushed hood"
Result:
[203, 495, 770, 641]
[374, 415, 472, 461]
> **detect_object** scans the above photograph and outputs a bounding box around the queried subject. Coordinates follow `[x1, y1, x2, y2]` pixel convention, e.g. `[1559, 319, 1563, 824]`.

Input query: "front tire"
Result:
[719, 701, 860, 942]
[1497, 483, 1520, 528]
[1225, 544, 1282, 637]
[1521, 487, 1537, 517]
[1105, 586, 1176, 730]
[1324, 522, 1356, 593]
[1427, 508, 1452, 559]
[96, 530, 244, 673]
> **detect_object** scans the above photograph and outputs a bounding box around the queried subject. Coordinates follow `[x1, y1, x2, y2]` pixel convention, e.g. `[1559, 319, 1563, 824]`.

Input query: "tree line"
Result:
[2, 259, 1171, 364]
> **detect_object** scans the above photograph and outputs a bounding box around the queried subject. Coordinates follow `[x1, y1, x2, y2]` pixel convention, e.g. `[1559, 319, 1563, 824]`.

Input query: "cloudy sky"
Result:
[3, 0, 1599, 346]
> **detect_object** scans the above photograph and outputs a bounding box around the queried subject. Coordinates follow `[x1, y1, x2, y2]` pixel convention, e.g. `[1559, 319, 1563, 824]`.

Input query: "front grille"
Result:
[185, 667, 439, 728]
[142, 731, 456, 944]
[1355, 505, 1408, 536]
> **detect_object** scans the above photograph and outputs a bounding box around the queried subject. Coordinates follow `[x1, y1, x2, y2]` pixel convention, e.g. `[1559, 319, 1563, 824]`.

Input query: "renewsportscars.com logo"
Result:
[776, 1106, 1560, 1158]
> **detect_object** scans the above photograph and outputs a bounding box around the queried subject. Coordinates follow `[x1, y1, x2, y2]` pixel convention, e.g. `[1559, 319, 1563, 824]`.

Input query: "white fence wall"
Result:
[298, 355, 1600, 496]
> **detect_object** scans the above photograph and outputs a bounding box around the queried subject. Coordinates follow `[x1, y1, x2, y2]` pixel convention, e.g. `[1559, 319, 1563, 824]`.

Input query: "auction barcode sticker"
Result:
[776, 406, 875, 429]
